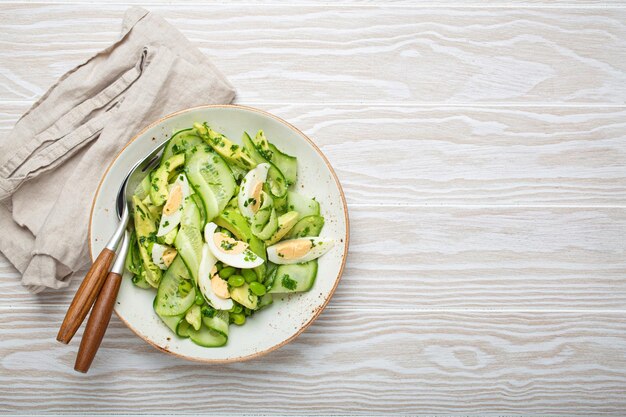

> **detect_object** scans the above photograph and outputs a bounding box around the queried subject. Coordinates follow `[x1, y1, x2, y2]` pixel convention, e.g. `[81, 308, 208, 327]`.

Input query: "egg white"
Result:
[156, 173, 192, 237]
[238, 163, 270, 221]
[266, 237, 334, 265]
[198, 243, 233, 310]
[204, 222, 264, 269]
[151, 243, 170, 270]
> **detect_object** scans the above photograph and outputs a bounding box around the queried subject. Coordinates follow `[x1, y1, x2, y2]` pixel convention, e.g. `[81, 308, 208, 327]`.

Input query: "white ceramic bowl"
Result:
[89, 105, 349, 362]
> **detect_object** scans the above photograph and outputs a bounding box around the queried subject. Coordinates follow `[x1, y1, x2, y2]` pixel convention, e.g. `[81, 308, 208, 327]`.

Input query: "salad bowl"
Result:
[89, 105, 349, 362]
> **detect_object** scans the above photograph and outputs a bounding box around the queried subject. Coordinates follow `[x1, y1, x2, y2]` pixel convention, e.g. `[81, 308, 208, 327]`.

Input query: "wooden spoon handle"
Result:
[74, 271, 122, 373]
[56, 248, 116, 344]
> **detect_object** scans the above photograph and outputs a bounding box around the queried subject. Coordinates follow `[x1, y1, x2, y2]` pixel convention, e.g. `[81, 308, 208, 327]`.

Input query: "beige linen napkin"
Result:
[0, 7, 235, 292]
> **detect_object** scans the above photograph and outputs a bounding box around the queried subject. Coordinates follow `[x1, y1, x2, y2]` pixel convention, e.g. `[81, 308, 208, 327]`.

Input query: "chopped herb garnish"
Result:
[220, 240, 236, 251]
[201, 305, 216, 318]
[281, 274, 297, 290]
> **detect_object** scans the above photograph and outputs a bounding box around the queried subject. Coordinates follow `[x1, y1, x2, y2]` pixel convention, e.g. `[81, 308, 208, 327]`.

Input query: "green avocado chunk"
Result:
[229, 283, 258, 310]
[131, 195, 162, 288]
[150, 154, 185, 206]
[193, 123, 256, 170]
[266, 211, 299, 245]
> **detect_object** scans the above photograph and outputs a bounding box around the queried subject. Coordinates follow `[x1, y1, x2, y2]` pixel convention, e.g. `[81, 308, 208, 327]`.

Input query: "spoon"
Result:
[57, 142, 165, 345]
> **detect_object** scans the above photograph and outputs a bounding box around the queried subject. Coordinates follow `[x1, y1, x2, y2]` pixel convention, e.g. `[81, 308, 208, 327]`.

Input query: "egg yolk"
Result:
[274, 239, 313, 260]
[163, 184, 183, 215]
[250, 182, 263, 213]
[162, 247, 177, 267]
[213, 232, 248, 255]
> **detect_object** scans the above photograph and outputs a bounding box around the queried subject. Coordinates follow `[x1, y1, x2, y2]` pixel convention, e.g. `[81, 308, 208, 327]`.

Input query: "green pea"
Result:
[230, 303, 243, 314]
[228, 275, 244, 287]
[242, 268, 257, 283]
[243, 307, 254, 317]
[249, 281, 266, 296]
[220, 266, 236, 278]
[215, 262, 223, 271]
[194, 291, 205, 305]
[231, 313, 246, 325]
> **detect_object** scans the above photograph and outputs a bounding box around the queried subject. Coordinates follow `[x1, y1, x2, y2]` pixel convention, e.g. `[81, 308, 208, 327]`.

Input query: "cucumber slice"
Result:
[154, 256, 197, 316]
[180, 196, 202, 228]
[174, 198, 203, 284]
[287, 215, 325, 239]
[153, 298, 185, 333]
[269, 261, 318, 293]
[252, 130, 298, 190]
[252, 208, 278, 241]
[287, 191, 320, 218]
[176, 320, 191, 337]
[133, 172, 152, 200]
[257, 293, 273, 310]
[242, 132, 287, 198]
[253, 131, 298, 186]
[251, 192, 278, 240]
[188, 325, 227, 347]
[186, 146, 236, 222]
[268, 143, 297, 186]
[273, 193, 288, 214]
[161, 129, 203, 162]
[202, 309, 229, 337]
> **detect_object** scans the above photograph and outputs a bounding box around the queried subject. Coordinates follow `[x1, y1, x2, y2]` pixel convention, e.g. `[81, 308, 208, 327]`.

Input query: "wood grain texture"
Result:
[2, 2, 626, 415]
[6, 0, 624, 5]
[1, 306, 626, 415]
[1, 102, 625, 206]
[74, 271, 123, 373]
[1, 4, 626, 103]
[2, 206, 626, 310]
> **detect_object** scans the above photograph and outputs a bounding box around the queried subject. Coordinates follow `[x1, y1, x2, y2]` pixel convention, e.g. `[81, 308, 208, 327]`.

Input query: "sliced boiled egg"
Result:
[198, 243, 233, 310]
[157, 174, 191, 237]
[151, 243, 177, 270]
[238, 163, 270, 221]
[266, 237, 334, 265]
[204, 222, 264, 269]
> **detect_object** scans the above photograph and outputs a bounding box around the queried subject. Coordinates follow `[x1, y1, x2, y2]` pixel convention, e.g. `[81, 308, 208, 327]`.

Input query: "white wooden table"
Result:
[1, 2, 626, 415]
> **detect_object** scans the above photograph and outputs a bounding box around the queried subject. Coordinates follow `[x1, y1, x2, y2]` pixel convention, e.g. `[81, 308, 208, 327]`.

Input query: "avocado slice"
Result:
[158, 227, 178, 246]
[193, 123, 256, 170]
[150, 154, 185, 206]
[265, 211, 299, 245]
[185, 304, 202, 331]
[131, 195, 162, 288]
[230, 283, 258, 310]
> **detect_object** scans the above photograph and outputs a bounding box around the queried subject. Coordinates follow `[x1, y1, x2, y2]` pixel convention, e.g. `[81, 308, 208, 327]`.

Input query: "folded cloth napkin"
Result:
[0, 7, 236, 292]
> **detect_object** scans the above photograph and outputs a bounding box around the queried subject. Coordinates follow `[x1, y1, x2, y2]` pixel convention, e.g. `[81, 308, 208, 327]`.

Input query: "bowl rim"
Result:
[88, 104, 350, 363]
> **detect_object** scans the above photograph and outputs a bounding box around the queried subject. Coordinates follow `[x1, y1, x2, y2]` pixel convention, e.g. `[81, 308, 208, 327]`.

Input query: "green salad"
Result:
[125, 123, 334, 347]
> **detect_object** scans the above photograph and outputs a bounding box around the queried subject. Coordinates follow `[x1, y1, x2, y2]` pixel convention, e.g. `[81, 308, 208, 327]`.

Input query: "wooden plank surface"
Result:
[1, 307, 626, 415]
[1, 4, 626, 104]
[3, 206, 626, 310]
[1, 102, 625, 206]
[1, 2, 625, 416]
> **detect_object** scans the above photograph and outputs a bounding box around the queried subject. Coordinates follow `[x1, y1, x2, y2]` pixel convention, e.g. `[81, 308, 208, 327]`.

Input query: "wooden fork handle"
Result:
[56, 248, 116, 344]
[74, 270, 122, 373]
